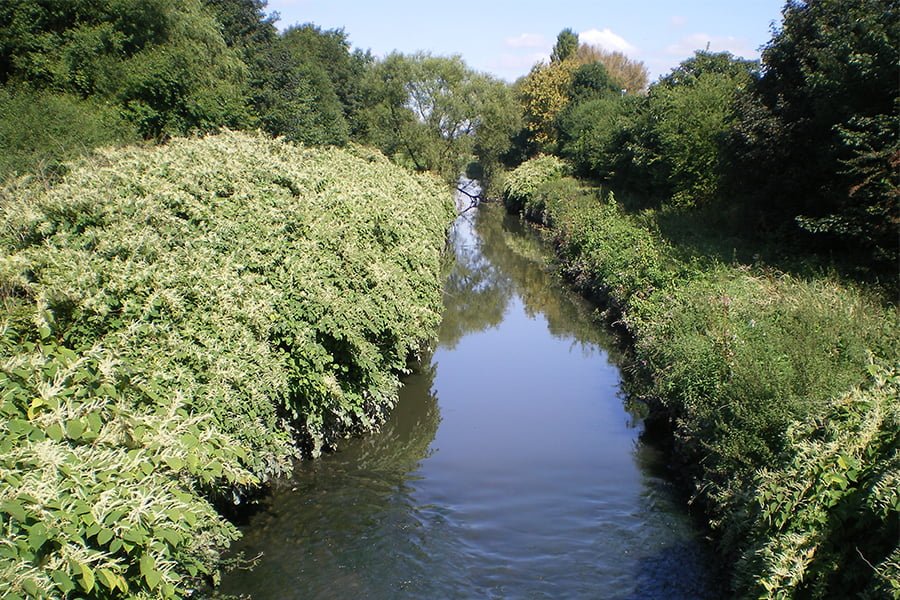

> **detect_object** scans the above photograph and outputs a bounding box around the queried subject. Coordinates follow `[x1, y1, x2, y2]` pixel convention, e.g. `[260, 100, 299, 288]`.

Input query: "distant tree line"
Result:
[514, 0, 898, 270]
[0, 0, 520, 189]
[1, 0, 895, 269]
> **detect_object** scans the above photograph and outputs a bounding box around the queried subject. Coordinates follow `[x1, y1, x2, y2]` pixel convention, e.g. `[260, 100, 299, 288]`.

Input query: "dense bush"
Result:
[727, 0, 898, 265]
[0, 131, 454, 598]
[502, 154, 570, 213]
[0, 87, 138, 181]
[504, 180, 899, 597]
[0, 0, 252, 139]
[736, 363, 899, 598]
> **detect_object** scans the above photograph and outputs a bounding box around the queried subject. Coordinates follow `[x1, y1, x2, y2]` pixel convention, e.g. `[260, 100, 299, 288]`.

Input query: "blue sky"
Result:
[264, 1, 787, 83]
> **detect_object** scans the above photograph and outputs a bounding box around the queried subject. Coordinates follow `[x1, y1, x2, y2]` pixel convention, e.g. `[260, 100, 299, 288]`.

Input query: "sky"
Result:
[264, 1, 787, 83]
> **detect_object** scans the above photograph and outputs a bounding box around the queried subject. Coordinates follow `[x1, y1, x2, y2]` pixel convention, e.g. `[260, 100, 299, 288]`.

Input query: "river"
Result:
[218, 203, 721, 599]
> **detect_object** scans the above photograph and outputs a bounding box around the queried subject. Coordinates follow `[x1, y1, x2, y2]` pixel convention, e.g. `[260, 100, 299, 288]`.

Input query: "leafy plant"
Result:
[0, 131, 455, 598]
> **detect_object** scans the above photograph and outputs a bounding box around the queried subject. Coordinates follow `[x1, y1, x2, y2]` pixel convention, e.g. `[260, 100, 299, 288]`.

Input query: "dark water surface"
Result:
[219, 205, 721, 599]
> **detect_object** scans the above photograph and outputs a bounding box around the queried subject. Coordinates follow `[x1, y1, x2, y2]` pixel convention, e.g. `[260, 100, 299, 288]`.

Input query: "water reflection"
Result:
[219, 201, 720, 599]
[221, 362, 442, 598]
[440, 205, 619, 357]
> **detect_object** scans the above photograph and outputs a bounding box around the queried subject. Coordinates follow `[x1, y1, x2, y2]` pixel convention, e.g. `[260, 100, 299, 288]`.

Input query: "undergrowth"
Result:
[0, 131, 455, 598]
[503, 155, 900, 598]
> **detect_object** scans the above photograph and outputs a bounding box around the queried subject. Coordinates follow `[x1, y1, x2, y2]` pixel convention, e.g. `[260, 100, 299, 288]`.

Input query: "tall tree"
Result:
[728, 0, 898, 264]
[575, 44, 648, 94]
[551, 28, 579, 63]
[516, 59, 579, 148]
[363, 52, 519, 185]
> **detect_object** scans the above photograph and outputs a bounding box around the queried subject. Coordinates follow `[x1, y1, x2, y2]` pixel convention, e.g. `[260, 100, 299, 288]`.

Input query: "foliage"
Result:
[503, 177, 899, 597]
[646, 53, 754, 206]
[574, 44, 648, 94]
[728, 0, 899, 266]
[0, 0, 252, 139]
[556, 96, 639, 181]
[551, 28, 579, 63]
[274, 24, 370, 140]
[251, 46, 349, 146]
[568, 62, 620, 104]
[0, 131, 455, 598]
[363, 52, 520, 185]
[557, 51, 756, 207]
[502, 154, 570, 213]
[735, 362, 899, 599]
[516, 59, 579, 148]
[0, 86, 138, 181]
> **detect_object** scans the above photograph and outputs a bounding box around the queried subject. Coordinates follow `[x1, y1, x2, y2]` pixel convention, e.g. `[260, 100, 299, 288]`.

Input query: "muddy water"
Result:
[218, 205, 720, 599]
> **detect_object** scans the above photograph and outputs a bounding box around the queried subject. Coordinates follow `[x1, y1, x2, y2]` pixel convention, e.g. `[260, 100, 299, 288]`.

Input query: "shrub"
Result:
[0, 87, 138, 182]
[502, 154, 570, 213]
[0, 131, 455, 598]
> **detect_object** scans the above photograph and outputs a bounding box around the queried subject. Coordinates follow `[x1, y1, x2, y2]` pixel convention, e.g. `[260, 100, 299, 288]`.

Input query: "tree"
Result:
[568, 61, 620, 103]
[728, 0, 899, 264]
[648, 51, 756, 205]
[252, 47, 349, 145]
[363, 52, 520, 186]
[278, 24, 372, 137]
[0, 0, 252, 138]
[575, 44, 648, 94]
[516, 59, 579, 148]
[551, 28, 579, 63]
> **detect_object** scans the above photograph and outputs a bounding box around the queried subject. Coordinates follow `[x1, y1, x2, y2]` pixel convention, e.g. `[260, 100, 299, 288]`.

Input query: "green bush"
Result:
[0, 131, 454, 598]
[735, 362, 899, 599]
[0, 87, 138, 182]
[502, 154, 570, 213]
[506, 179, 899, 597]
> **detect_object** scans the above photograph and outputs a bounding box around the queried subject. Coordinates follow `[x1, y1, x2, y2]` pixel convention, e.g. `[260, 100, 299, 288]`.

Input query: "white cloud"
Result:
[578, 28, 637, 54]
[670, 15, 687, 28]
[504, 33, 548, 49]
[665, 33, 757, 59]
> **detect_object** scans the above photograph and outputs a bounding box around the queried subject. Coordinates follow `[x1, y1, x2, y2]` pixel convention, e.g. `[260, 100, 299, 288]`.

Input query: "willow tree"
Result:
[363, 52, 520, 187]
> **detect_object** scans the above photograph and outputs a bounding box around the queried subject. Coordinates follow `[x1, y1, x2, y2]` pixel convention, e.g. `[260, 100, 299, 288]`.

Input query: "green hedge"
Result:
[506, 173, 899, 597]
[0, 131, 455, 598]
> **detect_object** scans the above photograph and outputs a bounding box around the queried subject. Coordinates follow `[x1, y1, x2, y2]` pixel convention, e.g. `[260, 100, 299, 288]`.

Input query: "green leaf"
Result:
[22, 579, 39, 596]
[66, 419, 85, 441]
[140, 553, 161, 589]
[46, 422, 64, 442]
[164, 455, 185, 471]
[1, 500, 27, 522]
[50, 569, 76, 593]
[78, 562, 95, 593]
[97, 528, 114, 546]
[97, 568, 118, 590]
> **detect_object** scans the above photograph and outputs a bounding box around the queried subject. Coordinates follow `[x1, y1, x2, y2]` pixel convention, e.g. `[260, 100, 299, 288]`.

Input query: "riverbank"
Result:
[220, 204, 723, 599]
[0, 132, 456, 598]
[501, 157, 900, 598]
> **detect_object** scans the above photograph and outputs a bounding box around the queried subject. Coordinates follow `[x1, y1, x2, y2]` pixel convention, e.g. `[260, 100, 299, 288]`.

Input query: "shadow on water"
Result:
[219, 200, 723, 599]
[221, 362, 443, 598]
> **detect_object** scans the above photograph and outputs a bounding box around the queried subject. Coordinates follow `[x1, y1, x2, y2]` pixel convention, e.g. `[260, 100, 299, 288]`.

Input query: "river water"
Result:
[219, 205, 721, 599]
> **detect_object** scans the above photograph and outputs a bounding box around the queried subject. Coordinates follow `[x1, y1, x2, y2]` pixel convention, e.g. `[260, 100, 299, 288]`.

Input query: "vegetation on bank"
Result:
[0, 131, 454, 598]
[502, 154, 898, 598]
[497, 6, 898, 593]
[1, 0, 896, 597]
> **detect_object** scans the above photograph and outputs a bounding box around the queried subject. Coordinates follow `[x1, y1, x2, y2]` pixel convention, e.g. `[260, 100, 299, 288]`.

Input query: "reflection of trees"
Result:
[474, 205, 619, 355]
[221, 363, 442, 598]
[438, 214, 513, 349]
